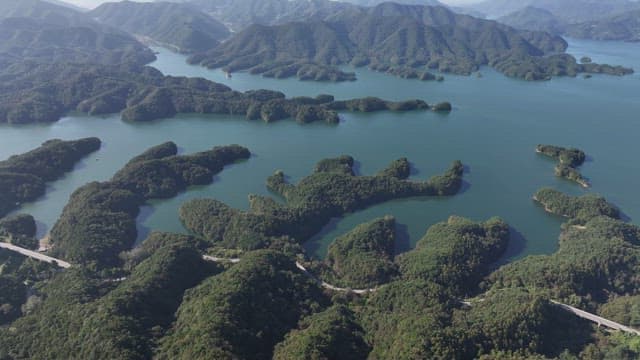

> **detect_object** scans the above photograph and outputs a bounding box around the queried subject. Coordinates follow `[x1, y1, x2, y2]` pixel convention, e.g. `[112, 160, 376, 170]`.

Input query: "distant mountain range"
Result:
[340, 0, 443, 6]
[185, 0, 358, 32]
[189, 2, 631, 81]
[565, 9, 640, 42]
[468, 0, 640, 23]
[0, 0, 154, 65]
[493, 2, 640, 42]
[90, 1, 230, 53]
[496, 6, 566, 34]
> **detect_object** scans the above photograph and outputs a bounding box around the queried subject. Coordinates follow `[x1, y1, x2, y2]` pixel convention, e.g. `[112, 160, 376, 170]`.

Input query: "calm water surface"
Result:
[2, 38, 638, 260]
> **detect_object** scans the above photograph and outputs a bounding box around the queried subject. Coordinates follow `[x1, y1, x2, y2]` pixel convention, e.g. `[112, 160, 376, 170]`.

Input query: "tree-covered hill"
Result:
[0, 59, 433, 124]
[185, 0, 359, 32]
[0, 138, 100, 218]
[566, 10, 640, 42]
[469, 0, 640, 23]
[90, 1, 230, 53]
[496, 6, 566, 34]
[193, 3, 632, 81]
[0, 0, 155, 66]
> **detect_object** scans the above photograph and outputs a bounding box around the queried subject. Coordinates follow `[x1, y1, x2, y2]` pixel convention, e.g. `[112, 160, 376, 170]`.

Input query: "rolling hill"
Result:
[90, 1, 230, 53]
[190, 3, 633, 81]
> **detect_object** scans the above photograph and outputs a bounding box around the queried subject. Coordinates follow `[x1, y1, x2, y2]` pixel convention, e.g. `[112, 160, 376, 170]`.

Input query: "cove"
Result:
[2, 38, 639, 261]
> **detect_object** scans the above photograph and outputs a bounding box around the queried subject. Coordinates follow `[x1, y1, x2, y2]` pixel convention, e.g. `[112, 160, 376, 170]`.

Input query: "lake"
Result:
[2, 38, 639, 260]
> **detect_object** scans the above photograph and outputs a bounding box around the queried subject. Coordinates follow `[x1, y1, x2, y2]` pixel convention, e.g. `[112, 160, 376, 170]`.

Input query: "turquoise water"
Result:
[2, 38, 639, 261]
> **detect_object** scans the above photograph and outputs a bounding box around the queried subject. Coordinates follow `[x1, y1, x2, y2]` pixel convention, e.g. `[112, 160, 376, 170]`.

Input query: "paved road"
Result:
[200, 255, 376, 294]
[295, 261, 377, 294]
[0, 241, 71, 269]
[550, 300, 640, 335]
[202, 255, 240, 263]
[5, 242, 633, 334]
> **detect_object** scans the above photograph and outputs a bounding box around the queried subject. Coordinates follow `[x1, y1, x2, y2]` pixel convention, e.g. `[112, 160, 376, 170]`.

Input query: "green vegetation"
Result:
[0, 214, 36, 239]
[323, 216, 398, 289]
[0, 275, 26, 325]
[243, 61, 356, 82]
[599, 295, 640, 327]
[157, 250, 327, 360]
[90, 1, 230, 53]
[0, 61, 433, 124]
[0, 214, 37, 249]
[537, 145, 589, 187]
[0, 232, 216, 359]
[0, 0, 154, 66]
[490, 215, 640, 307]
[192, 3, 632, 81]
[537, 145, 586, 167]
[452, 288, 592, 358]
[273, 305, 370, 360]
[398, 216, 510, 296]
[533, 188, 619, 223]
[50, 142, 250, 268]
[0, 138, 101, 217]
[179, 156, 464, 250]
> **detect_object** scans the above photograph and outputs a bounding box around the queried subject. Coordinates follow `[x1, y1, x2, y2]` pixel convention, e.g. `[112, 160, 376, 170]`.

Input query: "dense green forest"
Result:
[0, 138, 100, 217]
[0, 0, 155, 66]
[179, 155, 464, 250]
[2, 183, 640, 359]
[89, 2, 230, 53]
[0, 61, 434, 124]
[2, 1, 640, 359]
[49, 142, 250, 268]
[533, 188, 620, 223]
[536, 145, 589, 187]
[191, 3, 632, 81]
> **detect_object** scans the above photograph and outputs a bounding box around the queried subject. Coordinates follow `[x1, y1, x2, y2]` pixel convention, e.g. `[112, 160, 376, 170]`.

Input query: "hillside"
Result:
[90, 1, 230, 53]
[566, 10, 640, 42]
[341, 0, 443, 6]
[193, 3, 632, 81]
[186, 0, 358, 31]
[0, 0, 89, 24]
[469, 0, 640, 23]
[497, 6, 566, 34]
[0, 0, 154, 65]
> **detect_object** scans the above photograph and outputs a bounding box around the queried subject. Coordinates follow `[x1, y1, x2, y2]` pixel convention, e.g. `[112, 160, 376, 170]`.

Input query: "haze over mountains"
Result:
[90, 1, 230, 52]
[469, 0, 640, 22]
[481, 0, 640, 41]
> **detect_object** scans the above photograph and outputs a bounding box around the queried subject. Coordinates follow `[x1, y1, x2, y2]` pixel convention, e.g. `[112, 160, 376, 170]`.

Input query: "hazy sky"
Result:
[62, 0, 481, 10]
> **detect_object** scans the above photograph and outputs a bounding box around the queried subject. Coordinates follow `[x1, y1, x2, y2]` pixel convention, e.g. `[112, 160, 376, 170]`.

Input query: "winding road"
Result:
[2, 239, 638, 335]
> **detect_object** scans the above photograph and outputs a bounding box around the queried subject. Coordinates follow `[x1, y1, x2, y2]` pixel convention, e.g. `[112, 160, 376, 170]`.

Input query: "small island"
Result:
[536, 144, 589, 187]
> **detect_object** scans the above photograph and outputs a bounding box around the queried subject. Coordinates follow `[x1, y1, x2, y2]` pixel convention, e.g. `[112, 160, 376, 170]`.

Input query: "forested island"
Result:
[2, 0, 640, 359]
[0, 138, 101, 217]
[536, 144, 590, 187]
[179, 155, 464, 250]
[49, 142, 250, 268]
[2, 143, 640, 358]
